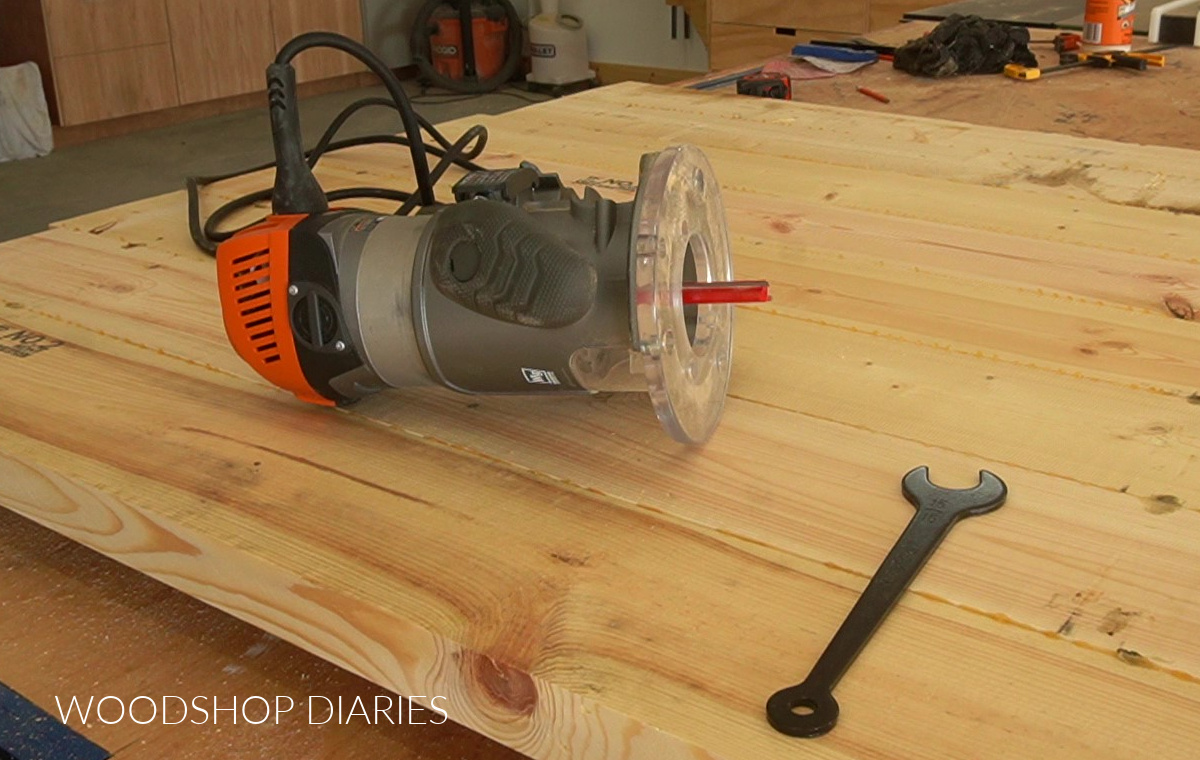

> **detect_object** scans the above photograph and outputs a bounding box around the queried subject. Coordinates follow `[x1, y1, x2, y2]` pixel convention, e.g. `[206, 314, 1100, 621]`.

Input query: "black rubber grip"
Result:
[428, 201, 597, 328]
[266, 63, 328, 215]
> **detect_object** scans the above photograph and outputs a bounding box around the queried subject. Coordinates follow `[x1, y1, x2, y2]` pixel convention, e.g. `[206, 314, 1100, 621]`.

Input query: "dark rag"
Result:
[893, 14, 1038, 77]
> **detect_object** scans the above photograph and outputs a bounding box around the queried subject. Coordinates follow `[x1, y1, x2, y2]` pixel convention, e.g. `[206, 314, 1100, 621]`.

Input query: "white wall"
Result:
[360, 0, 426, 68]
[361, 0, 708, 71]
[554, 0, 709, 71]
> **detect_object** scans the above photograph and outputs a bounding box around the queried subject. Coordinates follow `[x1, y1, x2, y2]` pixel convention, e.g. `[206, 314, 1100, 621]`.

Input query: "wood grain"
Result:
[3, 83, 1200, 759]
[42, 0, 171, 57]
[52, 43, 180, 125]
[167, 0, 277, 104]
[270, 0, 366, 83]
[0, 510, 522, 760]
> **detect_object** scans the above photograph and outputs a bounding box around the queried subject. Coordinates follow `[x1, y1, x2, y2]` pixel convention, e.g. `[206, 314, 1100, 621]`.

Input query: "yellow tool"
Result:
[1134, 53, 1168, 66]
[1005, 47, 1170, 81]
[1003, 63, 1043, 79]
[1070, 51, 1152, 70]
[1094, 51, 1167, 66]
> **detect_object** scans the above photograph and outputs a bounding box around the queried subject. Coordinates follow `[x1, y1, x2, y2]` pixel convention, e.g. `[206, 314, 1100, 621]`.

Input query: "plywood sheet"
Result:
[2, 82, 1199, 760]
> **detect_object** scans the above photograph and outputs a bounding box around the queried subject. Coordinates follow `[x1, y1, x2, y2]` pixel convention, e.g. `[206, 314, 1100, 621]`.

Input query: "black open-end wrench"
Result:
[766, 466, 1008, 738]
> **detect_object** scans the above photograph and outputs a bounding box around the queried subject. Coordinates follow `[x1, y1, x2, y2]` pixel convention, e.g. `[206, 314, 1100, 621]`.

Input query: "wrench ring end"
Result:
[766, 682, 839, 738]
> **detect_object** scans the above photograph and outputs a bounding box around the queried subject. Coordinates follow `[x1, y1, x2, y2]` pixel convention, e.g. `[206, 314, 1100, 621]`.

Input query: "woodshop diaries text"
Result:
[54, 694, 450, 726]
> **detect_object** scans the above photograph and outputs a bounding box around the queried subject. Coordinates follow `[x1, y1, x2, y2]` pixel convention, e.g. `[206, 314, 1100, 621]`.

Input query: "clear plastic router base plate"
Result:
[630, 145, 734, 445]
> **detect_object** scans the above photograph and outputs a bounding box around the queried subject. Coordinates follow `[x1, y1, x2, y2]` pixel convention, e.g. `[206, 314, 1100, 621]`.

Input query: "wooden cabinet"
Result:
[53, 45, 180, 125]
[0, 0, 365, 126]
[270, 0, 366, 83]
[43, 0, 171, 56]
[14, 0, 180, 125]
[690, 0, 934, 70]
[708, 23, 807, 69]
[870, 0, 932, 30]
[711, 0, 869, 33]
[167, 0, 277, 104]
[708, 0, 870, 70]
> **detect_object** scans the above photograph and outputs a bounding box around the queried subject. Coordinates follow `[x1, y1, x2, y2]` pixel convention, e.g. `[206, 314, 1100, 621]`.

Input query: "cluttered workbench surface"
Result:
[1, 81, 1199, 759]
[688, 22, 1200, 150]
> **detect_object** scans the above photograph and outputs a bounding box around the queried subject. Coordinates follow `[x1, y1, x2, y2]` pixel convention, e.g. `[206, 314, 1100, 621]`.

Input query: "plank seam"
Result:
[332, 405, 1200, 685]
[728, 390, 1199, 515]
[745, 306, 1197, 399]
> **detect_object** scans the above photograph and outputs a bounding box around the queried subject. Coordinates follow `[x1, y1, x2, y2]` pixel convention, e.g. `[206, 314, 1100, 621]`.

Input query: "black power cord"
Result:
[186, 32, 491, 254]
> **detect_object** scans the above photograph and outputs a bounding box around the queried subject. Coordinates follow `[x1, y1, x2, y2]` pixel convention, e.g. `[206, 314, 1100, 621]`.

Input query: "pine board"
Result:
[2, 82, 1199, 759]
[0, 511, 519, 760]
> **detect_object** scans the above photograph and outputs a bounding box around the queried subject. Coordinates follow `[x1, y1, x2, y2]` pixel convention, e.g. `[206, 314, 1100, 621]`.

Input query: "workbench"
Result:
[2, 75, 1200, 760]
[687, 23, 1200, 150]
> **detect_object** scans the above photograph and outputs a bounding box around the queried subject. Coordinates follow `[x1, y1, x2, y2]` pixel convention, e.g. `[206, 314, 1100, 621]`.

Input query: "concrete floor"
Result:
[0, 83, 545, 242]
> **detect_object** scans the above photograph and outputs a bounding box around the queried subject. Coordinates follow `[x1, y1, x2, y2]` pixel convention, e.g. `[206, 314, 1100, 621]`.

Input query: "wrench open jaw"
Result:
[902, 466, 1007, 519]
[766, 466, 1008, 738]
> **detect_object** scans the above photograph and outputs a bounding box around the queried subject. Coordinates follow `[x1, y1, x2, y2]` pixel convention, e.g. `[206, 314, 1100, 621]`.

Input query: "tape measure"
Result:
[736, 72, 792, 100]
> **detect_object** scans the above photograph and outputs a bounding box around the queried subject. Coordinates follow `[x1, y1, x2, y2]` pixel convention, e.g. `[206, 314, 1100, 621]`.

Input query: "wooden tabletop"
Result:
[686, 24, 1200, 150]
[2, 81, 1200, 759]
[0, 509, 521, 759]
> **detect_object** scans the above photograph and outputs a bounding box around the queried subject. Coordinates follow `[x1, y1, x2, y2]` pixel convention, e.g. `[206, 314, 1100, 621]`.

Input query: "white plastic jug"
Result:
[527, 0, 595, 86]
